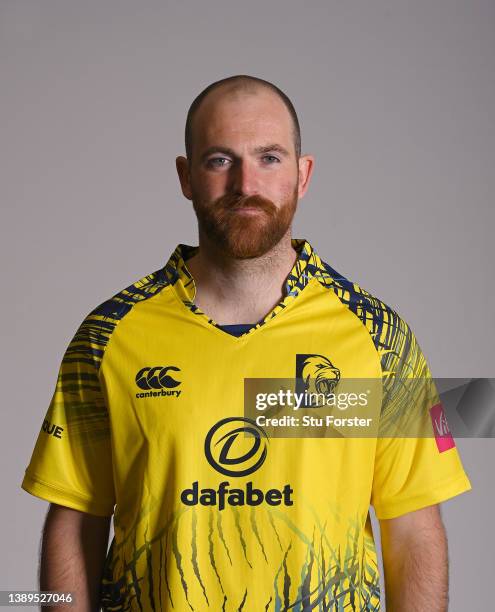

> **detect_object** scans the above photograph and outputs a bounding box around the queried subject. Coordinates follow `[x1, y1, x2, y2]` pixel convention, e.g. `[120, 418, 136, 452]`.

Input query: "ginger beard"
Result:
[192, 185, 299, 259]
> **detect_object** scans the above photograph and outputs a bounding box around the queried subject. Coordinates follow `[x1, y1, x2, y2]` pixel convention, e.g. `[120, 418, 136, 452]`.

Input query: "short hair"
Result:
[184, 75, 301, 165]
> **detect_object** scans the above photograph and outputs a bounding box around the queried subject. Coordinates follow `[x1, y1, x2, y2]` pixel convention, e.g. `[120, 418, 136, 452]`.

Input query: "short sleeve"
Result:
[21, 312, 115, 517]
[370, 320, 472, 520]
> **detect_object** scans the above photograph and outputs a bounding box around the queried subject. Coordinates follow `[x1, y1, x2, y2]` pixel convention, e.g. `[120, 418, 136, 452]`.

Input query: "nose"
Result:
[229, 158, 261, 196]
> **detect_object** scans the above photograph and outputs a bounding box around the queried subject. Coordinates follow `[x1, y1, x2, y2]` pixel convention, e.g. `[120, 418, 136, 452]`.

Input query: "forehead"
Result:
[193, 87, 294, 151]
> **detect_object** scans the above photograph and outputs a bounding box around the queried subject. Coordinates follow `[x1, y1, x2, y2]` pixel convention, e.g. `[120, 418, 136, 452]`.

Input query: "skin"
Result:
[40, 84, 450, 610]
[40, 504, 111, 611]
[380, 505, 449, 611]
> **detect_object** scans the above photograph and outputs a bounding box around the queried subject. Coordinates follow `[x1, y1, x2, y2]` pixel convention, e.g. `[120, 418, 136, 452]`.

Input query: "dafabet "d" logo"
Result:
[204, 417, 268, 477]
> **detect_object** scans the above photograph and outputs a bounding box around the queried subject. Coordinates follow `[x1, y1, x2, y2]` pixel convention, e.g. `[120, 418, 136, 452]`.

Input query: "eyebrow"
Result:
[200, 143, 291, 162]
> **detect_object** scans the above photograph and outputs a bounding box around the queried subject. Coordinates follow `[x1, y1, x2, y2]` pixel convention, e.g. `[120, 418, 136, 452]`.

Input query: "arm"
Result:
[40, 503, 112, 612]
[379, 504, 449, 612]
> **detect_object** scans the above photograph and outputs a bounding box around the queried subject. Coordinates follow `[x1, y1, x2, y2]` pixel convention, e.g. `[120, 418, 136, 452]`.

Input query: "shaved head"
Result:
[185, 75, 301, 166]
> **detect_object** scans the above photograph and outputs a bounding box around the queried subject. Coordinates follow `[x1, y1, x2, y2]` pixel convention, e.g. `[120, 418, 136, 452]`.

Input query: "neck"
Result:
[184, 230, 298, 325]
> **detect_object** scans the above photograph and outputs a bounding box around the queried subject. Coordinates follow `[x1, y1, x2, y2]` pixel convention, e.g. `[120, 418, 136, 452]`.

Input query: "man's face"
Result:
[186, 88, 300, 259]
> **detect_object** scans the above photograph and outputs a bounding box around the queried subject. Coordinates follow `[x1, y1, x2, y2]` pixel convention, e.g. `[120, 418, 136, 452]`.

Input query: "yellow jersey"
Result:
[21, 238, 471, 611]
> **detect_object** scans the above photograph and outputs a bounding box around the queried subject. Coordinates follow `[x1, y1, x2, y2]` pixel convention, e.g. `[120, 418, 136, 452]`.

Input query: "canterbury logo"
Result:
[135, 366, 181, 390]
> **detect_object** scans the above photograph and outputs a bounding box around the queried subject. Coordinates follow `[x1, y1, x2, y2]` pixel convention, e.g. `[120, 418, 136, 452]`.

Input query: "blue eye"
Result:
[206, 155, 280, 168]
[207, 157, 229, 167]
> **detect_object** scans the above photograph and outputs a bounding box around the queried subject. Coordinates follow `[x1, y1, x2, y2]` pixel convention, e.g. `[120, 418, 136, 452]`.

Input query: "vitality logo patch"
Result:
[430, 402, 456, 452]
[181, 417, 293, 510]
[135, 366, 182, 399]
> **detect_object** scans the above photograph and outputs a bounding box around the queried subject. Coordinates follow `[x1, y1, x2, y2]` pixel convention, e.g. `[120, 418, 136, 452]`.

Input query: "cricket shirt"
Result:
[21, 238, 472, 611]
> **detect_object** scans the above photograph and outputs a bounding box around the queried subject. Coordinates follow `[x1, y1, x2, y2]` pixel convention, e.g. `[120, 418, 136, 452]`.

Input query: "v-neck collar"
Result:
[161, 238, 325, 338]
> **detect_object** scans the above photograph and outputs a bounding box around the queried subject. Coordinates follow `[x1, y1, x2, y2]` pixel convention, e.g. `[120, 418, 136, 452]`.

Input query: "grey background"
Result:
[1, 1, 493, 609]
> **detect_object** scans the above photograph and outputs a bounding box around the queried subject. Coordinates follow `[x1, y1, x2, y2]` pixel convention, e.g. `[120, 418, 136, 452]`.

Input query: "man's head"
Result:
[176, 75, 314, 259]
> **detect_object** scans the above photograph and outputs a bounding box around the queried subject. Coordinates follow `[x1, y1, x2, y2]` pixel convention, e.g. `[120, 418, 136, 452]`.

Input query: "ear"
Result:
[176, 156, 193, 200]
[297, 154, 315, 199]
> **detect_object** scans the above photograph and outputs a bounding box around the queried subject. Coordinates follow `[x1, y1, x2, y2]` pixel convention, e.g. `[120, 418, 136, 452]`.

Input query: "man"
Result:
[22, 75, 471, 611]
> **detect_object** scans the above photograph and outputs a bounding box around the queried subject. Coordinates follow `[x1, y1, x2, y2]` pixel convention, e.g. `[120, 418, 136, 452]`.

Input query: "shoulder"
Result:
[313, 256, 429, 379]
[64, 265, 172, 372]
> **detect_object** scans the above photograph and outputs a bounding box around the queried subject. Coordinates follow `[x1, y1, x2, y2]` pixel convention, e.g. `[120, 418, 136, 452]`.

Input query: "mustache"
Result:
[214, 193, 277, 213]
